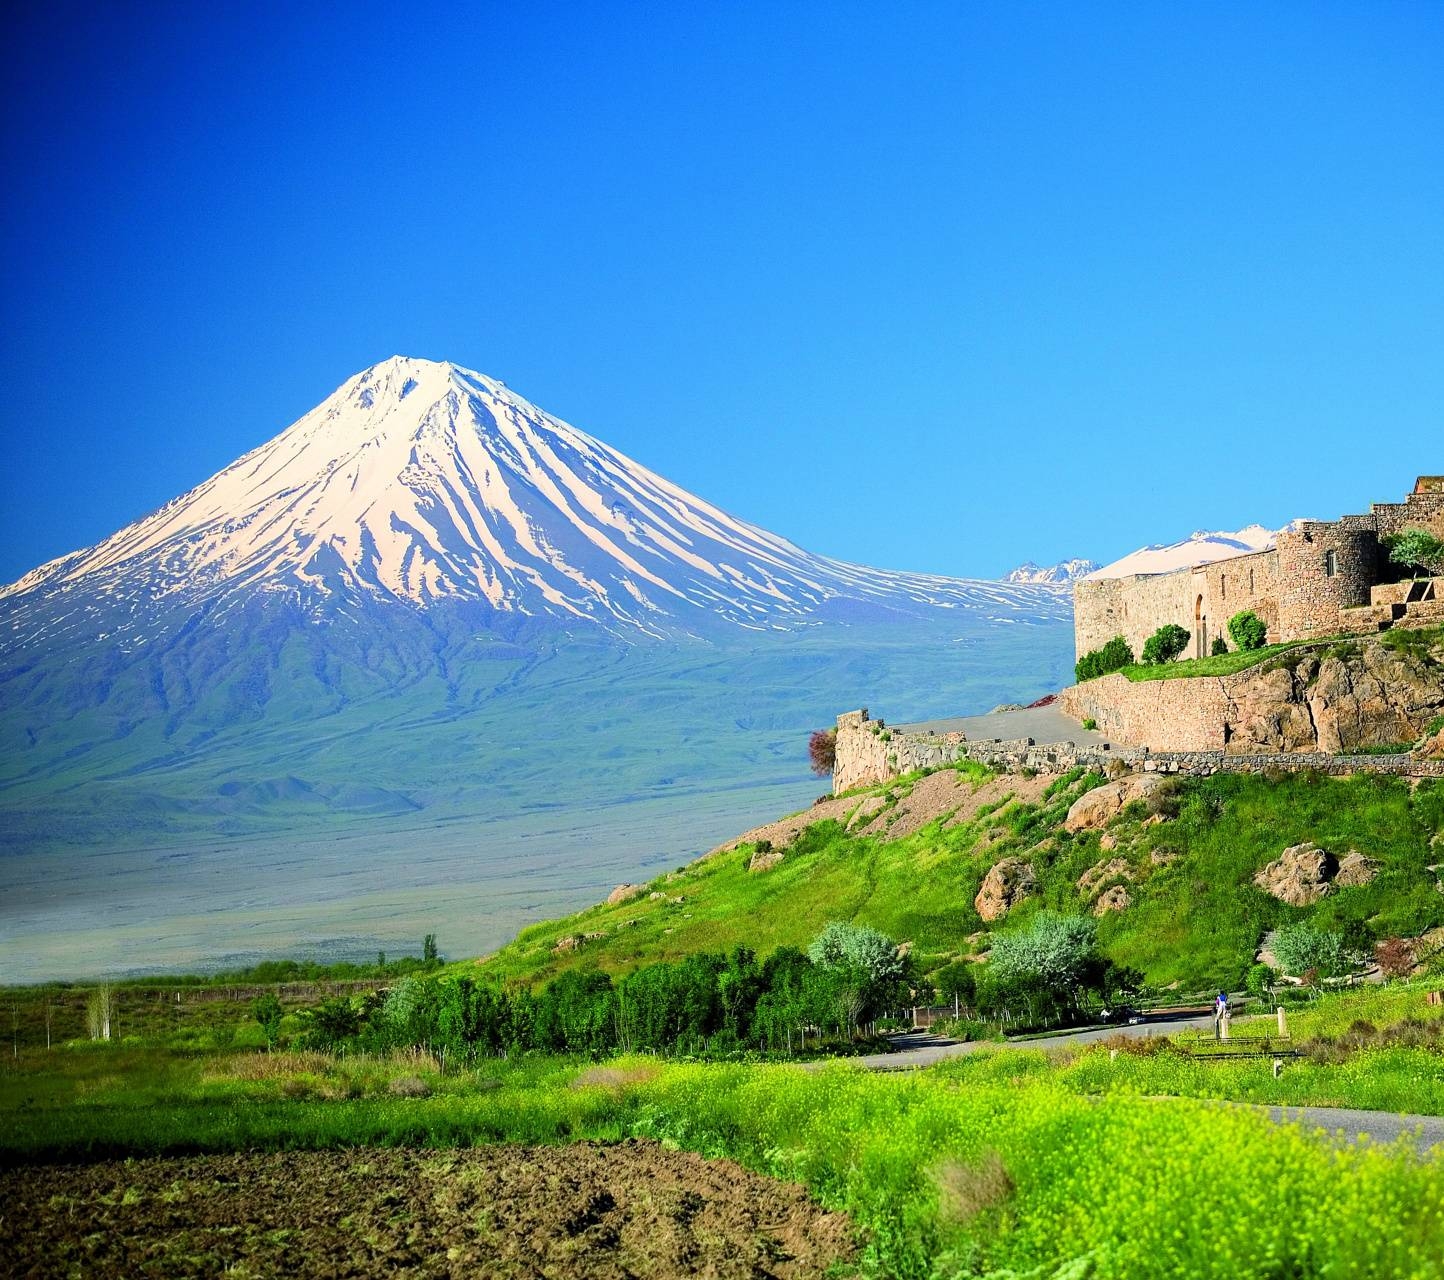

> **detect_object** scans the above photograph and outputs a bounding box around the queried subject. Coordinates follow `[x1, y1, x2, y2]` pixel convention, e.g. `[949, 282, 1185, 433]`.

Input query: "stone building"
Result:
[1073, 476, 1444, 660]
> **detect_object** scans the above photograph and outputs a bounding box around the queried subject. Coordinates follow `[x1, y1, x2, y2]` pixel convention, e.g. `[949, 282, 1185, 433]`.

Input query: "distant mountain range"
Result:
[0, 357, 1076, 979]
[1003, 558, 1100, 585]
[1085, 521, 1309, 580]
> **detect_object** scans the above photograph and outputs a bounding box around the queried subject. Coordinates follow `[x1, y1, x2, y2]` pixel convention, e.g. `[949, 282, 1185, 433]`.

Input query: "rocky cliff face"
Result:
[1060, 631, 1444, 755]
[1227, 636, 1444, 753]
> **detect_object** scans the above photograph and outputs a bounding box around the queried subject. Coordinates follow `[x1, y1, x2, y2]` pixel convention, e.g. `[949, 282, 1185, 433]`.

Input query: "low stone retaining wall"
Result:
[832, 708, 1444, 793]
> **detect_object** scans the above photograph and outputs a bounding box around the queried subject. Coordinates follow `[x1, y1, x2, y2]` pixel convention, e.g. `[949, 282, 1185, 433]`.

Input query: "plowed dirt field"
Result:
[0, 1140, 858, 1278]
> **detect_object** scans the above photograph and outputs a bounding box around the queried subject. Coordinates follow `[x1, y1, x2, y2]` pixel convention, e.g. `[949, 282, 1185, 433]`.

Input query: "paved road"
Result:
[890, 705, 1108, 747]
[853, 1021, 1444, 1152]
[851, 1011, 1217, 1070]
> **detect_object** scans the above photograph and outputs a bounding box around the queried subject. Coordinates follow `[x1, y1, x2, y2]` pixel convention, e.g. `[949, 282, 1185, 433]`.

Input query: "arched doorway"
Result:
[1196, 594, 1207, 659]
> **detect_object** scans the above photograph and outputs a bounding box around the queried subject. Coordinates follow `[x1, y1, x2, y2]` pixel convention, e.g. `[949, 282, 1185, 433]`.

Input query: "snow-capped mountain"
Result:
[0, 357, 1081, 976]
[2, 356, 1066, 647]
[1085, 521, 1308, 580]
[1004, 558, 1100, 585]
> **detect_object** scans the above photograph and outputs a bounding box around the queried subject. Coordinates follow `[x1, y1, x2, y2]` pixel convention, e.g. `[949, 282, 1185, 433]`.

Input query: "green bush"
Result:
[1270, 924, 1356, 981]
[1211, 635, 1229, 656]
[1082, 717, 1098, 731]
[1141, 623, 1190, 665]
[1075, 636, 1134, 682]
[1228, 610, 1268, 652]
[1387, 528, 1444, 576]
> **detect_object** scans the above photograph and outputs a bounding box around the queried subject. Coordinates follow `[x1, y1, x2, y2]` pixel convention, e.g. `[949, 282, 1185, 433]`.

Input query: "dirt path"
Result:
[0, 1141, 858, 1279]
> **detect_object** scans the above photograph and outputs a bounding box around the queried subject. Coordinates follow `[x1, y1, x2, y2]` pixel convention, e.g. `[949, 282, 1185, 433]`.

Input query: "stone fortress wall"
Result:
[1073, 476, 1444, 661]
[831, 708, 1444, 796]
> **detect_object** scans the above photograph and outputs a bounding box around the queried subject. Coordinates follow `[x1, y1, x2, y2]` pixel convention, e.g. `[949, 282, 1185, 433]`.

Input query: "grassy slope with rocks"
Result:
[467, 763, 1444, 993]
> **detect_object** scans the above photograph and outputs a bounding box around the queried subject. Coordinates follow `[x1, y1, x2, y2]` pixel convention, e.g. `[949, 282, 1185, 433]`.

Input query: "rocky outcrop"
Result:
[1064, 774, 1169, 832]
[1251, 840, 1385, 906]
[1078, 856, 1132, 898]
[1334, 850, 1380, 888]
[1417, 725, 1444, 760]
[606, 884, 644, 905]
[1093, 885, 1132, 915]
[975, 858, 1037, 922]
[1060, 632, 1444, 755]
[748, 849, 784, 873]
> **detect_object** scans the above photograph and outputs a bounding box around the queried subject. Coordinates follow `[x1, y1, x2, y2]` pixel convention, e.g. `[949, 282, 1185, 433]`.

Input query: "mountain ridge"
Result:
[1085, 519, 1310, 581]
[1, 356, 1068, 648]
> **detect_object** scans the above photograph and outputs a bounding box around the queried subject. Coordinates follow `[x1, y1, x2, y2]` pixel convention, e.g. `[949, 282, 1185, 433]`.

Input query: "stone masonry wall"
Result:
[1059, 631, 1444, 756]
[832, 707, 1444, 794]
[1073, 477, 1444, 662]
[1057, 674, 1231, 751]
[1073, 549, 1280, 662]
[1276, 522, 1380, 640]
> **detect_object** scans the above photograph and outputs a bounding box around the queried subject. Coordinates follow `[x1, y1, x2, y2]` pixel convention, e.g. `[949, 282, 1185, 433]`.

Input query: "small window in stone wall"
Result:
[1249, 568, 1255, 594]
[1325, 549, 1338, 577]
[1221, 575, 1226, 599]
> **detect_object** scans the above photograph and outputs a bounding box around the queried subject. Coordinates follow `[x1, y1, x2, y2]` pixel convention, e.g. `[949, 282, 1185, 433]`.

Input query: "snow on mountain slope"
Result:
[1085, 520, 1308, 581]
[1, 357, 1067, 648]
[1004, 558, 1100, 585]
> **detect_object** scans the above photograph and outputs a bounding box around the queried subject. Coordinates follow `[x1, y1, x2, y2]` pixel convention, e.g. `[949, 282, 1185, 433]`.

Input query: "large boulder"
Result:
[1334, 850, 1379, 888]
[975, 858, 1037, 922]
[1093, 885, 1132, 916]
[748, 849, 784, 873]
[1064, 774, 1169, 833]
[1253, 842, 1339, 906]
[606, 884, 644, 905]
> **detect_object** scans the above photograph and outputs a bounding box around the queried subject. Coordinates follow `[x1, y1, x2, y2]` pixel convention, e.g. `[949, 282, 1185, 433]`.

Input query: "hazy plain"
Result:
[1, 619, 1073, 981]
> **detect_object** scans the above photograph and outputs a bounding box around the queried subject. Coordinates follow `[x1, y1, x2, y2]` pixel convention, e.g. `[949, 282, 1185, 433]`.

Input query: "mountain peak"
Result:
[1, 361, 1071, 642]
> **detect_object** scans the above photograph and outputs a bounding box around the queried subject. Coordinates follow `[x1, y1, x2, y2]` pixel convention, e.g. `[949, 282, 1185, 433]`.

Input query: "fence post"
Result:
[1277, 1005, 1287, 1037]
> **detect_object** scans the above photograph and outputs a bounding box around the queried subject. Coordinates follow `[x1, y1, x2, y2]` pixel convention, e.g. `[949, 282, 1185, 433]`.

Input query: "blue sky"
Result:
[2, 2, 1440, 583]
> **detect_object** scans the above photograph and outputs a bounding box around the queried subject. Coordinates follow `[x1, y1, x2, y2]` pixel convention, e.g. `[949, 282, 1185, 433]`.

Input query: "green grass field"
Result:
[5, 1020, 1444, 1279]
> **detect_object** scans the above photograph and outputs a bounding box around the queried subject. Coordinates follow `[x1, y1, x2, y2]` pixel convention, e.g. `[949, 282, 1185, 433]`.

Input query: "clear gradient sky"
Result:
[2, 2, 1440, 584]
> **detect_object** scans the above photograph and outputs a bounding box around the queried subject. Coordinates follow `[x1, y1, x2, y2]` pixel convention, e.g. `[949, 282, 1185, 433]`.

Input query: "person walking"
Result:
[1214, 990, 1229, 1041]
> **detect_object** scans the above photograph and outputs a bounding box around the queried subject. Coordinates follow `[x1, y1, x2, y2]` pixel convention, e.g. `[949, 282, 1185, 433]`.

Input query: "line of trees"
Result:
[289, 923, 927, 1060]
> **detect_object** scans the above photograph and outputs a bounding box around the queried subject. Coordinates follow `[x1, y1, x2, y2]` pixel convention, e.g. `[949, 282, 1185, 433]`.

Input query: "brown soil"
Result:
[857, 770, 1051, 841]
[713, 769, 1052, 856]
[0, 1140, 857, 1280]
[711, 791, 867, 854]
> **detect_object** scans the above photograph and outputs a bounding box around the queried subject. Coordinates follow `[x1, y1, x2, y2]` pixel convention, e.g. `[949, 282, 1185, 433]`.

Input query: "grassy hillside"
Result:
[468, 763, 1444, 992]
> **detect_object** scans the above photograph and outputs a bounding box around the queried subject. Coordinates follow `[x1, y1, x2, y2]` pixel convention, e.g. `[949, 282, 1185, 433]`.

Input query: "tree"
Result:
[1141, 624, 1190, 665]
[301, 996, 361, 1049]
[807, 922, 907, 1033]
[253, 993, 284, 1049]
[1075, 636, 1134, 682]
[1228, 610, 1268, 652]
[987, 912, 1100, 1022]
[808, 729, 837, 777]
[934, 961, 976, 1016]
[1388, 528, 1444, 577]
[423, 934, 438, 964]
[86, 984, 114, 1042]
[1211, 635, 1229, 656]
